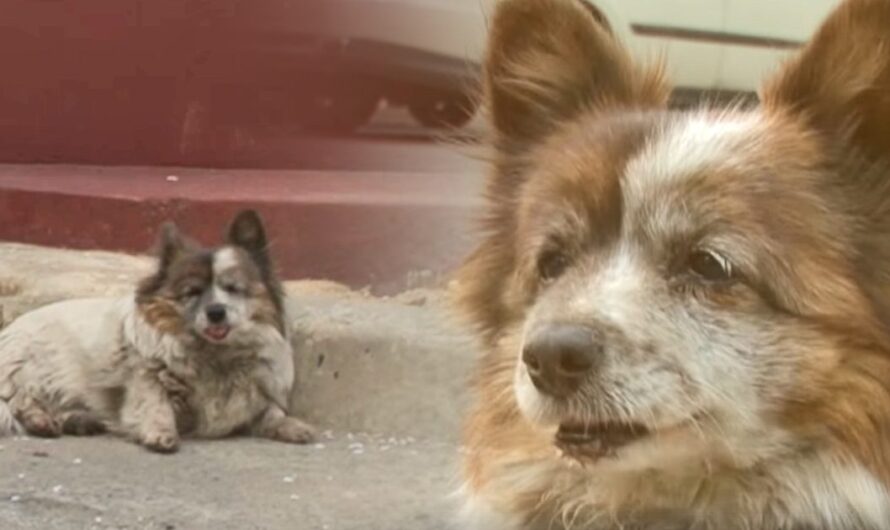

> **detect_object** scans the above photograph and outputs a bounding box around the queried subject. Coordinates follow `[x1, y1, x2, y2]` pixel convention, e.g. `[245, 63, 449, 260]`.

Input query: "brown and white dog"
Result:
[0, 210, 315, 452]
[455, 0, 890, 528]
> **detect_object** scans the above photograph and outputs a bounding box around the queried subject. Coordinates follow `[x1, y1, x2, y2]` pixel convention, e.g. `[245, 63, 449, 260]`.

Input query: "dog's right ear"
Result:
[761, 0, 890, 162]
[157, 222, 188, 272]
[484, 0, 668, 146]
[137, 222, 192, 300]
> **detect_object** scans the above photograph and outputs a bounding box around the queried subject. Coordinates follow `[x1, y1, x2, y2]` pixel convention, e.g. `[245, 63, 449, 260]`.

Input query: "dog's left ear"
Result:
[761, 0, 890, 161]
[228, 209, 268, 255]
[227, 209, 274, 270]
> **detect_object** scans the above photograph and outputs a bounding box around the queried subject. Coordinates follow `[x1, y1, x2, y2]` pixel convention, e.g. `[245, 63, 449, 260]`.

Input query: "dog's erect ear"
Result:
[484, 0, 668, 144]
[137, 222, 193, 299]
[157, 222, 189, 271]
[227, 209, 271, 266]
[227, 209, 284, 319]
[227, 209, 267, 253]
[761, 0, 890, 161]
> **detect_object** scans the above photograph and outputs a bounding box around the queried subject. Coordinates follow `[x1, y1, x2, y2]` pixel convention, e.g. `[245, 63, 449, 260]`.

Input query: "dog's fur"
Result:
[455, 0, 890, 528]
[0, 210, 315, 452]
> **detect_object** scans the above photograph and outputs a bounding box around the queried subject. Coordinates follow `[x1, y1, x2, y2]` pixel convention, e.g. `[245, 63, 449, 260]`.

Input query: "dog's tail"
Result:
[0, 399, 22, 436]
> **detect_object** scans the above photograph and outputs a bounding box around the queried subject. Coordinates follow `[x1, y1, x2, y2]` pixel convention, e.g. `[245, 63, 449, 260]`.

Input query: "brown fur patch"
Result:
[137, 297, 186, 335]
[136, 248, 213, 335]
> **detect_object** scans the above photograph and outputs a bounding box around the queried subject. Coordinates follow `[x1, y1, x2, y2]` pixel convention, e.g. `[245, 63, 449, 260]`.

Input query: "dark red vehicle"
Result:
[0, 0, 481, 166]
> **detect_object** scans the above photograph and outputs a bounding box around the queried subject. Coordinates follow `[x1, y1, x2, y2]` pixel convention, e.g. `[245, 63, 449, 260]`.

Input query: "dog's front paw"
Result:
[272, 417, 317, 444]
[20, 407, 62, 438]
[141, 430, 180, 453]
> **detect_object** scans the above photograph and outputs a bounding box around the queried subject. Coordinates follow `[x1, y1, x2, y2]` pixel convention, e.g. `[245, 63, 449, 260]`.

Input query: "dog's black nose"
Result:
[206, 304, 227, 323]
[522, 323, 602, 398]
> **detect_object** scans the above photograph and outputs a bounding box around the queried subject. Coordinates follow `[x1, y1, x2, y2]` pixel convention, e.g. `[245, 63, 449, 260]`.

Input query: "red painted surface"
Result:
[0, 165, 483, 292]
[0, 0, 488, 292]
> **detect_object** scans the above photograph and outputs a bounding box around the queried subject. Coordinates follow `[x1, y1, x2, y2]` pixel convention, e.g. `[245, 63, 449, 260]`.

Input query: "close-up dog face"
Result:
[136, 210, 286, 348]
[510, 108, 874, 469]
[458, 0, 890, 491]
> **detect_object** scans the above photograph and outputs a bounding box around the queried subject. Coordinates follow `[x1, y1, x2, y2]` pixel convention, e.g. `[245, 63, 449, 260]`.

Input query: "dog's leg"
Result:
[0, 399, 23, 436]
[156, 368, 196, 435]
[119, 369, 180, 453]
[252, 406, 316, 444]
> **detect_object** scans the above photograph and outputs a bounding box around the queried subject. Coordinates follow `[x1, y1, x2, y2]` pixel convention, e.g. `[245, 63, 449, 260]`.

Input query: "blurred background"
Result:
[0, 0, 839, 292]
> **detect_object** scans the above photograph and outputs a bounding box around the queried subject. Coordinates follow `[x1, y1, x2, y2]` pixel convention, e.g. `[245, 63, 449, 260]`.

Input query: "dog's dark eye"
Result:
[222, 283, 244, 295]
[688, 250, 734, 282]
[180, 286, 203, 299]
[538, 251, 570, 282]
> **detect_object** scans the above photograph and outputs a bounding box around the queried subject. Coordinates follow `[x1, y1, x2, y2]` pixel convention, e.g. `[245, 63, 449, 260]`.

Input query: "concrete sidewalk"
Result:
[0, 435, 461, 530]
[0, 243, 475, 530]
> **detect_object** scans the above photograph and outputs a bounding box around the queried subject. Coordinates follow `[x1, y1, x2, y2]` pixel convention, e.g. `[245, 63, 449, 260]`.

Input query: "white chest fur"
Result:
[124, 305, 295, 438]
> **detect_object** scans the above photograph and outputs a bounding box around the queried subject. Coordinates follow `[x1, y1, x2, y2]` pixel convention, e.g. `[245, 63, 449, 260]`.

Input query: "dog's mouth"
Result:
[202, 324, 231, 342]
[555, 421, 650, 461]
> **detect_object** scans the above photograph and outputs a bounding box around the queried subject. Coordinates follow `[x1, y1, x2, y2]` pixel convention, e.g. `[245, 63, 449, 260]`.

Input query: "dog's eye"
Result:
[180, 286, 203, 299]
[538, 251, 570, 282]
[222, 283, 244, 295]
[688, 250, 734, 282]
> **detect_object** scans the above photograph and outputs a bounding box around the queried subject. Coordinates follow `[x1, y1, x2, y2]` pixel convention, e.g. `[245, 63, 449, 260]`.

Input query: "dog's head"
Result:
[460, 0, 890, 475]
[137, 210, 286, 348]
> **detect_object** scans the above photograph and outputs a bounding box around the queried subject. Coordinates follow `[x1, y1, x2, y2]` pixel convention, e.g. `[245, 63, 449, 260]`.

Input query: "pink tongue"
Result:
[205, 325, 230, 340]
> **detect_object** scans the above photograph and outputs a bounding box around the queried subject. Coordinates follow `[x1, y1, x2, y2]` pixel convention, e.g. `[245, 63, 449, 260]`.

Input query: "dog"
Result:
[454, 0, 890, 528]
[0, 210, 315, 452]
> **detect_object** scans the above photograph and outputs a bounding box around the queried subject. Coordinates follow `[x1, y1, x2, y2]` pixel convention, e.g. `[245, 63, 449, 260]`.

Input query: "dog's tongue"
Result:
[204, 325, 230, 341]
